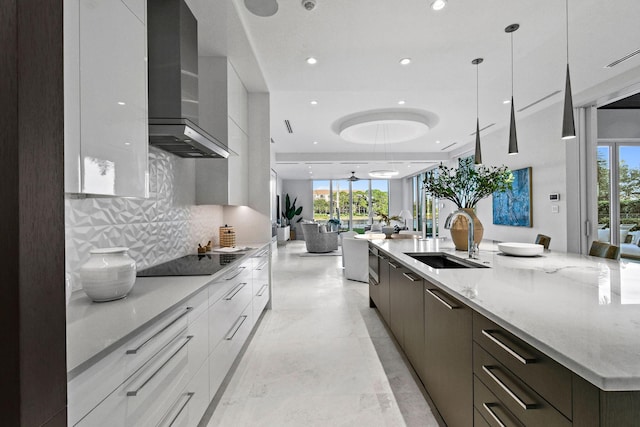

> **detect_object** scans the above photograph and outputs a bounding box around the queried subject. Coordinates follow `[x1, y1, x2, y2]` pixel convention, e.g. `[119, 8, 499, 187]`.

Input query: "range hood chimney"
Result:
[147, 0, 230, 158]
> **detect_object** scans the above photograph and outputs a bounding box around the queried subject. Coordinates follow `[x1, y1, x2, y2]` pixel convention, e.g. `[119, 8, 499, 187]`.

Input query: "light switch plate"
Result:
[551, 205, 559, 213]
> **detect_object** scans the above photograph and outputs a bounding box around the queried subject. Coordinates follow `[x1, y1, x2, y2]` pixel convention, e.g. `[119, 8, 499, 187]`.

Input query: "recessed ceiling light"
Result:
[430, 0, 447, 11]
[313, 141, 318, 145]
[310, 100, 318, 105]
[117, 101, 126, 105]
[435, 140, 441, 144]
[306, 57, 317, 65]
[503, 99, 511, 104]
[308, 165, 312, 168]
[399, 58, 411, 65]
[398, 100, 406, 105]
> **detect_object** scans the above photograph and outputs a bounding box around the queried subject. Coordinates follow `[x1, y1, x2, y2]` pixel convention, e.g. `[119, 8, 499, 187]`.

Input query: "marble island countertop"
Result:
[66, 243, 270, 379]
[371, 238, 640, 391]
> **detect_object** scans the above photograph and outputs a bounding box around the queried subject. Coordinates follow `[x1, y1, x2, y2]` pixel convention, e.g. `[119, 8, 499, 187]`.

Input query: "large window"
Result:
[312, 179, 389, 232]
[596, 143, 640, 261]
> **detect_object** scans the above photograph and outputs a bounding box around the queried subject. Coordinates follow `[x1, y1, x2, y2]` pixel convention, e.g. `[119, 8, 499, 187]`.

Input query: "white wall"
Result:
[388, 179, 404, 220]
[445, 104, 569, 251]
[598, 109, 640, 139]
[281, 179, 313, 239]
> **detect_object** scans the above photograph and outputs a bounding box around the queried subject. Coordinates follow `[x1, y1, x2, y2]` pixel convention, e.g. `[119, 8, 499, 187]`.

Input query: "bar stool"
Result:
[589, 241, 620, 260]
[535, 234, 551, 250]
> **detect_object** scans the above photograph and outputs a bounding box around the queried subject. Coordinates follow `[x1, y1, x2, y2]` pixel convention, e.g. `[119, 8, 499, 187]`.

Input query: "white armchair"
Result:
[342, 237, 369, 283]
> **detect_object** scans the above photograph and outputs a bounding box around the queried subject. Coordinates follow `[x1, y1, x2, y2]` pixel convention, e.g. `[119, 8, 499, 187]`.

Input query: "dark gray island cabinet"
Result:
[368, 242, 640, 427]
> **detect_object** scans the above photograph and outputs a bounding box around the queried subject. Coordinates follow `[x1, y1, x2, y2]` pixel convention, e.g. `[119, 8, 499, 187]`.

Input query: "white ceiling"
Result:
[189, 0, 640, 180]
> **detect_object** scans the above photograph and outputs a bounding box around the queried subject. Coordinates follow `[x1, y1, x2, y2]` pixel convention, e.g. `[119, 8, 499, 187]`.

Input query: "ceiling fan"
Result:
[347, 171, 360, 182]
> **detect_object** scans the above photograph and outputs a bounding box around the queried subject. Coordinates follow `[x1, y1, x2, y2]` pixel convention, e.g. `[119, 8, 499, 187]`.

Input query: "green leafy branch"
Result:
[423, 157, 513, 209]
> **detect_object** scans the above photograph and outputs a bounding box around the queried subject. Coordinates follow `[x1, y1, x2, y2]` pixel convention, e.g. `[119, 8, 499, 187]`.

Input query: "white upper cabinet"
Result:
[64, 0, 149, 197]
[196, 58, 249, 206]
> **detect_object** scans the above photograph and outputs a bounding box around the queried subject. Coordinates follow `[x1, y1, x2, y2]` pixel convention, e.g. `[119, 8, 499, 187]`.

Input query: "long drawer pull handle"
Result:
[127, 335, 193, 396]
[225, 266, 246, 280]
[370, 278, 379, 286]
[224, 283, 246, 301]
[225, 315, 248, 340]
[426, 289, 458, 310]
[126, 307, 192, 355]
[388, 261, 400, 269]
[255, 260, 268, 270]
[158, 392, 195, 427]
[482, 330, 536, 365]
[482, 403, 507, 427]
[402, 272, 421, 282]
[482, 365, 536, 410]
[256, 284, 269, 297]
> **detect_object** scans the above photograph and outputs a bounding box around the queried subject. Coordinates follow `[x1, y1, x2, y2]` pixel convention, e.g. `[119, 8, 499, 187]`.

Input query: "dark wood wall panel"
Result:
[1, 0, 67, 425]
[0, 1, 21, 424]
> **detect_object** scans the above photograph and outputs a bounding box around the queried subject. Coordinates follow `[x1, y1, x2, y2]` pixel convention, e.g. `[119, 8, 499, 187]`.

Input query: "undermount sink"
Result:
[404, 253, 489, 269]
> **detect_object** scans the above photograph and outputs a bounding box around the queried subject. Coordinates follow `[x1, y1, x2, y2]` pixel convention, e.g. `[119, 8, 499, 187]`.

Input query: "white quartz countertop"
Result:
[370, 238, 640, 391]
[66, 242, 270, 378]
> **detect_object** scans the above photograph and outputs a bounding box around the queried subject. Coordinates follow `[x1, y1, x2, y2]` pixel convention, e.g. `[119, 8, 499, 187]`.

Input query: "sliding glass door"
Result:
[596, 143, 640, 260]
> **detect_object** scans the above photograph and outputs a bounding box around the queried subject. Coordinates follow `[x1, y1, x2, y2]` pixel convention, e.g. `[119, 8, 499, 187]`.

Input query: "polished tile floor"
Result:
[208, 241, 439, 426]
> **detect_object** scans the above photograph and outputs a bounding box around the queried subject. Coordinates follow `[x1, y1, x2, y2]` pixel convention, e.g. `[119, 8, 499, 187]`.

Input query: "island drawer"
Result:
[473, 312, 572, 419]
[474, 376, 524, 427]
[474, 343, 571, 427]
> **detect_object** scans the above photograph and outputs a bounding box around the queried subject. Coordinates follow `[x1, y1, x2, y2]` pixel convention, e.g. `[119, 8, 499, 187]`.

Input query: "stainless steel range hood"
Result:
[147, 0, 229, 159]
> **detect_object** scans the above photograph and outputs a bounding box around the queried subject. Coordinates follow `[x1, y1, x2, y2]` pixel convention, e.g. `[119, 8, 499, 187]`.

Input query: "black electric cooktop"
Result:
[136, 253, 245, 277]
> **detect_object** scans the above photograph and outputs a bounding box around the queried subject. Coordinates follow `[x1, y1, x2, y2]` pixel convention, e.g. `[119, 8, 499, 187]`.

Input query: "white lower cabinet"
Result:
[157, 360, 209, 427]
[77, 331, 191, 426]
[69, 246, 271, 426]
[210, 303, 254, 396]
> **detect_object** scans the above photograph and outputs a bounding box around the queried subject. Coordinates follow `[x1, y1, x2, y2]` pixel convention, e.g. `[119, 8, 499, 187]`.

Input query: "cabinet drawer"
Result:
[473, 312, 572, 418]
[474, 408, 491, 427]
[210, 305, 253, 397]
[473, 343, 570, 427]
[68, 304, 191, 425]
[209, 262, 252, 305]
[157, 360, 209, 427]
[188, 306, 209, 381]
[253, 282, 270, 321]
[474, 375, 524, 427]
[77, 332, 192, 426]
[209, 281, 253, 352]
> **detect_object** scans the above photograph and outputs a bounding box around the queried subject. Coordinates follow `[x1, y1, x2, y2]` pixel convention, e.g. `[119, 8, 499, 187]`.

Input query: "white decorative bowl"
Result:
[79, 247, 136, 302]
[498, 242, 544, 257]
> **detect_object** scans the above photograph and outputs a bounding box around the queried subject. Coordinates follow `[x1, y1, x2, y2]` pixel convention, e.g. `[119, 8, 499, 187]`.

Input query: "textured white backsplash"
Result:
[65, 148, 224, 289]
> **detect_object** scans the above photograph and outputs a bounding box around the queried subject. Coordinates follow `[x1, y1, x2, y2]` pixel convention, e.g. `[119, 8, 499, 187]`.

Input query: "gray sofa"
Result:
[300, 223, 339, 253]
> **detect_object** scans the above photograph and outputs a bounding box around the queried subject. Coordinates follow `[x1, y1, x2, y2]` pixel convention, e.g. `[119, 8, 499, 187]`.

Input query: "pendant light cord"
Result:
[476, 62, 479, 117]
[510, 32, 514, 98]
[566, 0, 569, 63]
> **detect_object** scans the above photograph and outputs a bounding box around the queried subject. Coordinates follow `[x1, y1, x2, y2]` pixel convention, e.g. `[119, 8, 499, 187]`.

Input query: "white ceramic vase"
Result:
[79, 247, 136, 302]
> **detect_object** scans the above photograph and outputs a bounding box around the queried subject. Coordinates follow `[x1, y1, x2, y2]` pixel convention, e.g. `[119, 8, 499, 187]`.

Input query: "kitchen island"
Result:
[369, 238, 640, 427]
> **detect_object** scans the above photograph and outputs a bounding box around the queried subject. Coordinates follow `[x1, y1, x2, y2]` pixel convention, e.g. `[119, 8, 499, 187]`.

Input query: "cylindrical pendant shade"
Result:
[562, 64, 576, 140]
[474, 118, 482, 164]
[508, 97, 518, 154]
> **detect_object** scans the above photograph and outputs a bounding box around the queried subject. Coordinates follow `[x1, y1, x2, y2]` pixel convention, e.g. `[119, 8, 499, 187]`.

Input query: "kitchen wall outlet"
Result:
[551, 205, 559, 213]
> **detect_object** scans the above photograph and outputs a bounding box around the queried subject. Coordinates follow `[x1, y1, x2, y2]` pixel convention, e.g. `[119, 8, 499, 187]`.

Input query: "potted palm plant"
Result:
[282, 194, 303, 239]
[423, 157, 513, 250]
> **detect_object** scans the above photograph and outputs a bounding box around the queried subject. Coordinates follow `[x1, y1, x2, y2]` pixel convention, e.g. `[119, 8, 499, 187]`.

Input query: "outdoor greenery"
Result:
[313, 189, 389, 221]
[423, 157, 513, 209]
[597, 151, 640, 230]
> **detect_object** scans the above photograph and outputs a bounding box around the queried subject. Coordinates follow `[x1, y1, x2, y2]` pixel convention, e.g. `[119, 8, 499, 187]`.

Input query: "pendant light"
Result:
[505, 23, 519, 155]
[562, 0, 576, 139]
[472, 58, 484, 165]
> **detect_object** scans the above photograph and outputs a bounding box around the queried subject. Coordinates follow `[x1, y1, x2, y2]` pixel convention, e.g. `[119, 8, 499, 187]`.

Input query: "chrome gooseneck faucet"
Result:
[444, 209, 477, 259]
